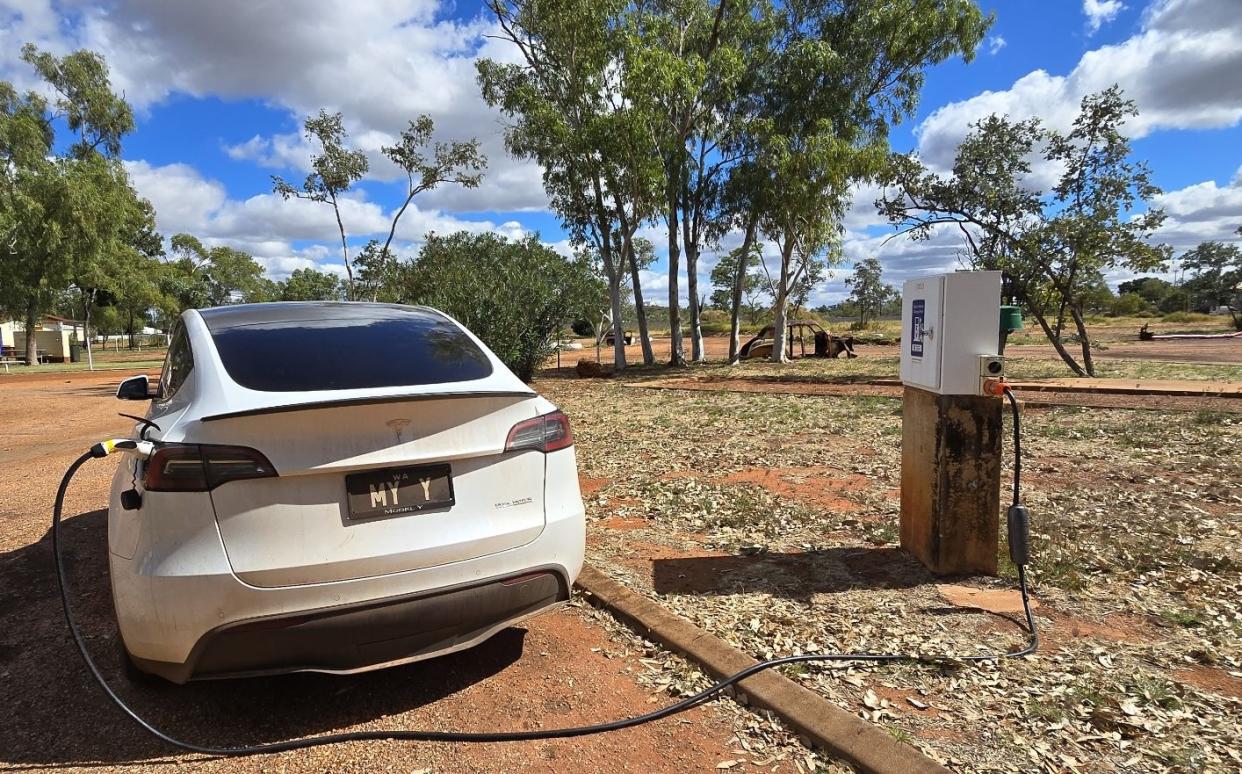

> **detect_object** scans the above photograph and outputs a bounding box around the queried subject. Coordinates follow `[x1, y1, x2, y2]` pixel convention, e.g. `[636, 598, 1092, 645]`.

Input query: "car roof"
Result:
[196, 302, 442, 332]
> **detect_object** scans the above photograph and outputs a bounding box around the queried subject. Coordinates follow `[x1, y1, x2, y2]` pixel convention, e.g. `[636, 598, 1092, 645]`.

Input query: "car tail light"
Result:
[505, 410, 573, 453]
[145, 444, 277, 492]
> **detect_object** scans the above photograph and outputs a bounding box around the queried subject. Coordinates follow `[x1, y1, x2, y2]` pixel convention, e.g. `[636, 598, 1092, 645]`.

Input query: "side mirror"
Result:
[117, 375, 154, 401]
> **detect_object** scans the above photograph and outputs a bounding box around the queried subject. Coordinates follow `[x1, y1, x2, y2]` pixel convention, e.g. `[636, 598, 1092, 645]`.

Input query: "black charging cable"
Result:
[52, 393, 1036, 756]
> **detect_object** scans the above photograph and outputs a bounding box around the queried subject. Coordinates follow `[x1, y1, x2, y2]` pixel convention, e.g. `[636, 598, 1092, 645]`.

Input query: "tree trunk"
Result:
[627, 237, 655, 365]
[770, 235, 795, 364]
[81, 288, 95, 371]
[728, 216, 759, 364]
[686, 242, 704, 363]
[329, 191, 355, 300]
[23, 298, 38, 366]
[1025, 302, 1086, 377]
[590, 174, 625, 370]
[666, 191, 685, 366]
[607, 273, 626, 370]
[1069, 306, 1096, 377]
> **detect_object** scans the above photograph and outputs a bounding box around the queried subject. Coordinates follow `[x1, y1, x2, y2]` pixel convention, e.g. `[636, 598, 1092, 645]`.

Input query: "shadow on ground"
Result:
[651, 547, 932, 599]
[0, 509, 528, 768]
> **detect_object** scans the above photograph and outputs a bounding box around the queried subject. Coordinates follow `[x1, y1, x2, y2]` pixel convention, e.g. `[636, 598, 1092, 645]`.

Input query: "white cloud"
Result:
[985, 35, 1007, 55]
[124, 159, 537, 280]
[2, 0, 549, 214]
[916, 0, 1242, 172]
[1149, 165, 1242, 252]
[1083, 0, 1126, 34]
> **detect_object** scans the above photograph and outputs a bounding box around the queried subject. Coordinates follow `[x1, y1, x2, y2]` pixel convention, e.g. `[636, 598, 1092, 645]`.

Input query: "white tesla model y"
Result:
[109, 302, 585, 682]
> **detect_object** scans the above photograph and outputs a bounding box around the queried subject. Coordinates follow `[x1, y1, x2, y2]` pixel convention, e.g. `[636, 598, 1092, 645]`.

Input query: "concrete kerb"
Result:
[575, 565, 950, 774]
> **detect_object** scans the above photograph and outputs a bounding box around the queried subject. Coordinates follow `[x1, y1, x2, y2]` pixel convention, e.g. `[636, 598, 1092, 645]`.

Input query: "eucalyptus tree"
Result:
[170, 234, 270, 306]
[623, 235, 658, 364]
[845, 257, 896, 327]
[279, 267, 345, 301]
[625, 0, 740, 365]
[479, 0, 638, 369]
[881, 88, 1170, 376]
[273, 111, 368, 299]
[374, 115, 487, 277]
[1181, 240, 1242, 329]
[1, 46, 148, 367]
[750, 0, 988, 362]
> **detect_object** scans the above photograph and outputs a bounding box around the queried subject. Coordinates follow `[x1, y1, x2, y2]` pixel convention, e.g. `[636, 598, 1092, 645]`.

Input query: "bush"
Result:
[400, 232, 602, 381]
[698, 308, 733, 335]
[1157, 288, 1190, 314]
[1161, 311, 1214, 324]
[1110, 292, 1151, 317]
[570, 318, 595, 337]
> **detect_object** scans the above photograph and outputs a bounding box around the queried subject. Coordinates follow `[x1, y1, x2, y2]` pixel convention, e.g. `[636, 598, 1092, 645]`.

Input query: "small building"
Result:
[2, 315, 85, 362]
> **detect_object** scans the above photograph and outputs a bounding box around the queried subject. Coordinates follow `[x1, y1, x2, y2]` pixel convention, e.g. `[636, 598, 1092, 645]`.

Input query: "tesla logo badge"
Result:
[386, 418, 413, 443]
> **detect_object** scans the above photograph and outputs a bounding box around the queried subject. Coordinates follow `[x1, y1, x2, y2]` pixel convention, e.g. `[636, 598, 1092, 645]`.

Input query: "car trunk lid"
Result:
[198, 393, 545, 587]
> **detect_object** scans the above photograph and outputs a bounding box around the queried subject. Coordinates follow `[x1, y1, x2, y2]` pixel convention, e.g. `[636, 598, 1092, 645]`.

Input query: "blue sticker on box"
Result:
[910, 299, 924, 358]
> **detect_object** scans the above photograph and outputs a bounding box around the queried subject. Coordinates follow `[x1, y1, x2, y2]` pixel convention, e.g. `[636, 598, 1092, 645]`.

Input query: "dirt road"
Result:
[564, 331, 1241, 365]
[0, 372, 754, 773]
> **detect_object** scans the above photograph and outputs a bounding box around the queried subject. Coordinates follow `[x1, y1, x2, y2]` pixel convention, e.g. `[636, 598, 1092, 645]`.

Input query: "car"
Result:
[109, 302, 585, 683]
[739, 320, 857, 360]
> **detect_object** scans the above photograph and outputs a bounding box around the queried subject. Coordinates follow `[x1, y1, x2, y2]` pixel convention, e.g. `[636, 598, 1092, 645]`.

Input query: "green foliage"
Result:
[1110, 292, 1150, 317]
[169, 234, 270, 307]
[278, 268, 344, 301]
[845, 257, 897, 326]
[1118, 276, 1175, 305]
[273, 110, 368, 297]
[882, 86, 1172, 377]
[1157, 287, 1190, 314]
[20, 44, 133, 159]
[710, 241, 766, 322]
[1181, 240, 1241, 328]
[389, 232, 603, 381]
[373, 114, 487, 273]
[1, 45, 162, 365]
[1160, 311, 1214, 324]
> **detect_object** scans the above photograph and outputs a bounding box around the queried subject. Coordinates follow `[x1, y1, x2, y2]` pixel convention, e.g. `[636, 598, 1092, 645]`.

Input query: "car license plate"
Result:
[345, 464, 454, 520]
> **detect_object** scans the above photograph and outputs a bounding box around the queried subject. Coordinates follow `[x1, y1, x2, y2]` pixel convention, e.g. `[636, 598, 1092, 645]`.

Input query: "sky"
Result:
[2, 0, 1239, 306]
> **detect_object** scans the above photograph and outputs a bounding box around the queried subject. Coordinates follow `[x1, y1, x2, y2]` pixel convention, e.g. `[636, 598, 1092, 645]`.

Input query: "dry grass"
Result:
[541, 371, 1242, 772]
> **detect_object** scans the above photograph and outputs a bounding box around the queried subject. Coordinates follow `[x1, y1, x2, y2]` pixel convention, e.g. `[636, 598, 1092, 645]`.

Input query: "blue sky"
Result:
[3, 0, 1240, 305]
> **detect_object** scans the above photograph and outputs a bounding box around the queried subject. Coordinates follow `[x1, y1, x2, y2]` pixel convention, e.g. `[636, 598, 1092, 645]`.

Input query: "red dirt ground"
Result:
[723, 467, 866, 512]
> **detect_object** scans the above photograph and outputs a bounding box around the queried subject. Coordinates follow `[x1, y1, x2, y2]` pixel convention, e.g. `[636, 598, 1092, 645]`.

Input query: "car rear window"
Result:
[209, 310, 493, 391]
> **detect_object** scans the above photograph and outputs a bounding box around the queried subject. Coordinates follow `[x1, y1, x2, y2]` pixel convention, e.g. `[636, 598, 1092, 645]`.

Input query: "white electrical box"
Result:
[900, 271, 1002, 395]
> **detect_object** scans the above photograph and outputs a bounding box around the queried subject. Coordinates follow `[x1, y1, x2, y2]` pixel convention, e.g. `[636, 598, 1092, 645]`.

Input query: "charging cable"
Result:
[52, 393, 1036, 756]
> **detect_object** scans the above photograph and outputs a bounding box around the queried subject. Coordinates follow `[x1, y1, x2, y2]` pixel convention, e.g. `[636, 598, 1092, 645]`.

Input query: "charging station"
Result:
[899, 271, 1007, 576]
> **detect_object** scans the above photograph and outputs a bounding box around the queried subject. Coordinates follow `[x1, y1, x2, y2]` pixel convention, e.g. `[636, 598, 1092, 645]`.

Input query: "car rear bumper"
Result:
[130, 568, 569, 683]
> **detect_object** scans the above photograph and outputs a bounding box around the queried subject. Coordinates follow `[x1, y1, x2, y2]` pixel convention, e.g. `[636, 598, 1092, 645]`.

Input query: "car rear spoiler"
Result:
[199, 390, 538, 422]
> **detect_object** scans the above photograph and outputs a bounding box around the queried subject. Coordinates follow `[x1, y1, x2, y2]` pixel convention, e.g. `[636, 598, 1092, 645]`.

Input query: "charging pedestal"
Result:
[899, 271, 1005, 576]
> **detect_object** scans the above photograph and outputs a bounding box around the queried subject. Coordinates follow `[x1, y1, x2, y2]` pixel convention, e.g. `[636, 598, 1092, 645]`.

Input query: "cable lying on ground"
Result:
[52, 392, 1035, 756]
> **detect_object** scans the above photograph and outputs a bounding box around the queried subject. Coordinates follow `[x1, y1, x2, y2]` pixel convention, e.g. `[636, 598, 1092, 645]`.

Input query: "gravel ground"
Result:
[0, 372, 833, 773]
[542, 373, 1242, 773]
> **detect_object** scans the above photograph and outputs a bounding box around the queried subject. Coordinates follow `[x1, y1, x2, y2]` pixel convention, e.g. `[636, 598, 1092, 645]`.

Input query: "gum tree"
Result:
[479, 0, 638, 369]
[1, 46, 151, 367]
[273, 111, 368, 299]
[881, 87, 1171, 376]
[752, 0, 988, 362]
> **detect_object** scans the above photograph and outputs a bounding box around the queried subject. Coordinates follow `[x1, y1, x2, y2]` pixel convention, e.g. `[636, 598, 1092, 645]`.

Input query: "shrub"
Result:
[1110, 292, 1151, 317]
[1157, 288, 1191, 314]
[399, 232, 602, 381]
[1161, 311, 1214, 324]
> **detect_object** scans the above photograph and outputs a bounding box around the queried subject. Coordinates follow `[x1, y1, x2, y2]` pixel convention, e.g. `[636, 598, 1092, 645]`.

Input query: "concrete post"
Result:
[900, 385, 1003, 576]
